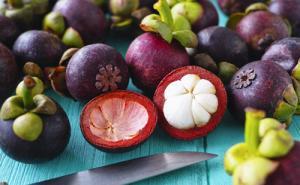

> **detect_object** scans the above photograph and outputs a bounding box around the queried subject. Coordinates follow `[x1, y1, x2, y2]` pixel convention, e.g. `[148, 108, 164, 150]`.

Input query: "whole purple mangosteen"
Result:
[262, 37, 300, 73]
[126, 33, 190, 93]
[269, 0, 300, 37]
[53, 0, 107, 45]
[236, 11, 290, 57]
[66, 44, 129, 101]
[0, 15, 19, 47]
[13, 30, 65, 67]
[217, 0, 264, 15]
[197, 26, 249, 67]
[0, 43, 19, 104]
[228, 61, 298, 123]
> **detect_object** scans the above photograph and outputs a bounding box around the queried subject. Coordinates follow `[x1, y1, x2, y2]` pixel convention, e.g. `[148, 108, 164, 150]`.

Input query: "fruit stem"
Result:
[153, 0, 173, 28]
[22, 76, 35, 110]
[7, 0, 23, 8]
[245, 108, 266, 153]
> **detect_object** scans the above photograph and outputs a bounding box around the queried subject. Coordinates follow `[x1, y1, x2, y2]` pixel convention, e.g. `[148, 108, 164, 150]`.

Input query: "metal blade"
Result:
[33, 152, 217, 185]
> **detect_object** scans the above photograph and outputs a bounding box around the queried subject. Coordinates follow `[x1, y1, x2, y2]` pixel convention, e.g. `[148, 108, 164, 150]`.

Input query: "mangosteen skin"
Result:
[197, 26, 248, 67]
[0, 15, 19, 47]
[66, 43, 129, 101]
[217, 0, 264, 15]
[262, 37, 300, 73]
[0, 43, 19, 104]
[193, 0, 219, 33]
[125, 33, 190, 93]
[0, 104, 70, 163]
[53, 0, 107, 44]
[228, 61, 292, 121]
[266, 142, 300, 185]
[236, 11, 289, 56]
[269, 0, 300, 37]
[13, 30, 65, 67]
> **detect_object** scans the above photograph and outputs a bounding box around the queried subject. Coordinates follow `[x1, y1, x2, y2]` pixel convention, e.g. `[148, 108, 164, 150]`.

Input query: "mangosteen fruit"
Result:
[171, 0, 219, 33]
[0, 15, 19, 47]
[80, 90, 157, 152]
[228, 61, 298, 123]
[269, 0, 300, 37]
[262, 37, 300, 114]
[126, 0, 197, 93]
[13, 30, 65, 67]
[51, 0, 107, 46]
[0, 76, 70, 163]
[197, 26, 249, 67]
[47, 44, 129, 101]
[0, 0, 49, 31]
[236, 11, 290, 57]
[0, 43, 19, 104]
[224, 108, 300, 185]
[217, 0, 264, 15]
[153, 66, 227, 140]
[262, 37, 300, 74]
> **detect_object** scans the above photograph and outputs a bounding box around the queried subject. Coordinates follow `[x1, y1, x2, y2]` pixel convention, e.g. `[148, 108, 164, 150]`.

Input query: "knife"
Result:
[32, 152, 217, 185]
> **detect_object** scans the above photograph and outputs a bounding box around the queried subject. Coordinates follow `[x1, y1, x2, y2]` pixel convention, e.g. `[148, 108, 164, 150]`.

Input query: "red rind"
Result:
[80, 90, 157, 152]
[153, 66, 227, 140]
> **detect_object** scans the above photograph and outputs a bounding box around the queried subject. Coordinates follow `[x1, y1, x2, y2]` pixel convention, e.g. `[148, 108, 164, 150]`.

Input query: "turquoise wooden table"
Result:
[1, 1, 300, 185]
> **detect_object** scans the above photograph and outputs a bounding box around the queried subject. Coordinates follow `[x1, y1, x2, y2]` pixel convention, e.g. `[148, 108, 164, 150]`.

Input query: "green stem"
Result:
[7, 0, 23, 8]
[154, 0, 173, 28]
[245, 108, 266, 152]
[22, 76, 35, 110]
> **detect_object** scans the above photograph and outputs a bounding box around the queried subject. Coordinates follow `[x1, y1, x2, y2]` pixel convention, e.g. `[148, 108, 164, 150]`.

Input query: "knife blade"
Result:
[32, 152, 217, 185]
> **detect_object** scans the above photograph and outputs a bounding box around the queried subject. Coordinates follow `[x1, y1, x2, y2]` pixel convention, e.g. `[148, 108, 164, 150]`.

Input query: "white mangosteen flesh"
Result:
[163, 74, 218, 130]
[89, 98, 149, 142]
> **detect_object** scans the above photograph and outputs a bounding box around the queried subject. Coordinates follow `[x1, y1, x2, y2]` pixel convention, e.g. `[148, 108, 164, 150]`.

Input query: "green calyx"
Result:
[233, 157, 278, 185]
[62, 28, 84, 48]
[292, 77, 300, 114]
[224, 108, 295, 185]
[43, 12, 66, 36]
[273, 85, 298, 124]
[0, 76, 57, 142]
[111, 16, 133, 30]
[292, 59, 300, 80]
[171, 1, 203, 24]
[109, 0, 139, 17]
[7, 0, 23, 8]
[13, 112, 43, 142]
[16, 77, 44, 98]
[5, 4, 33, 26]
[140, 0, 198, 48]
[193, 53, 218, 74]
[245, 2, 269, 15]
[29, 0, 48, 15]
[218, 62, 239, 84]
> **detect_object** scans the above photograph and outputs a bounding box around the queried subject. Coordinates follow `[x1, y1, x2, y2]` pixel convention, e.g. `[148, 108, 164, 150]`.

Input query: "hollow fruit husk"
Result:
[228, 61, 298, 123]
[125, 32, 190, 94]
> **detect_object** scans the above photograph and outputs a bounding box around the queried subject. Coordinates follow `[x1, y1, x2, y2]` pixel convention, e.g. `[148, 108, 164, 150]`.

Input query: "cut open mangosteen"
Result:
[153, 66, 227, 140]
[80, 90, 157, 152]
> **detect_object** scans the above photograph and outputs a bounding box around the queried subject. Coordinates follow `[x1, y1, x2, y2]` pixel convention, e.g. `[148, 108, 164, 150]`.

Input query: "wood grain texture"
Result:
[0, 1, 299, 185]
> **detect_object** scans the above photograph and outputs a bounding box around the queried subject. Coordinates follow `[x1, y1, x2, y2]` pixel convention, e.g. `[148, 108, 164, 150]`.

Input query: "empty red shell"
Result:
[153, 66, 227, 140]
[80, 90, 157, 152]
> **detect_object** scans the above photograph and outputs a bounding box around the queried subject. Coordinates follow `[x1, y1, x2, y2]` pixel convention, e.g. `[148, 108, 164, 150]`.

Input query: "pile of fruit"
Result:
[0, 0, 299, 184]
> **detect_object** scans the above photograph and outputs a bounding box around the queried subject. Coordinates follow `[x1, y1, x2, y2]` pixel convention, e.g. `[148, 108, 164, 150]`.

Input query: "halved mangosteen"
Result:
[153, 66, 227, 140]
[80, 90, 157, 152]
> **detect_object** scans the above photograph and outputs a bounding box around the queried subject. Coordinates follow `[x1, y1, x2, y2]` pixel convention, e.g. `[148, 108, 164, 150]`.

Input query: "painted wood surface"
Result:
[0, 1, 299, 185]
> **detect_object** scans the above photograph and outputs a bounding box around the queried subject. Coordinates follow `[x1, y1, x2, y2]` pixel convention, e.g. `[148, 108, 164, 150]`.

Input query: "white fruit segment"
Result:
[89, 98, 148, 142]
[163, 74, 218, 130]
